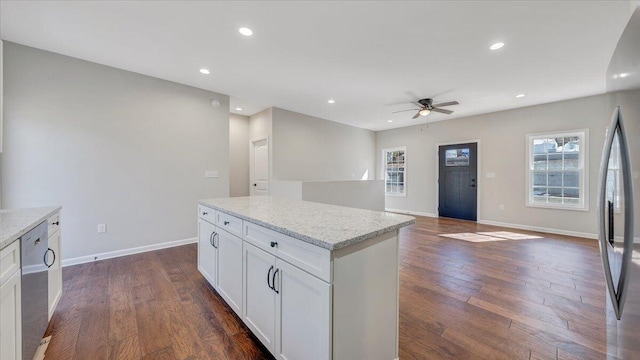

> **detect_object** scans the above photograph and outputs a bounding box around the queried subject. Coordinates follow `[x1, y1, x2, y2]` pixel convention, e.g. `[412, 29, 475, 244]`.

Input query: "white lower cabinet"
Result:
[197, 218, 218, 286]
[243, 242, 331, 359]
[216, 228, 243, 316]
[243, 242, 277, 353]
[47, 226, 62, 320]
[0, 268, 22, 360]
[275, 258, 331, 360]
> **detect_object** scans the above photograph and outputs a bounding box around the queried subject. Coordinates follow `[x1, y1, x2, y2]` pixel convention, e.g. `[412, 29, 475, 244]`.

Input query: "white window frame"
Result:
[525, 129, 589, 211]
[382, 146, 407, 197]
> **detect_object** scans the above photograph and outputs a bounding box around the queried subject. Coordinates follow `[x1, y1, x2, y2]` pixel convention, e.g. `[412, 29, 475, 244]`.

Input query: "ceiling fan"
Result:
[392, 98, 459, 119]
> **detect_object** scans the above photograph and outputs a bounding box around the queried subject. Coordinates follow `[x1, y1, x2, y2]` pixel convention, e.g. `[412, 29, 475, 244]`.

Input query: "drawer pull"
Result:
[202, 212, 208, 216]
[270, 241, 278, 248]
[52, 221, 60, 226]
[224, 221, 230, 225]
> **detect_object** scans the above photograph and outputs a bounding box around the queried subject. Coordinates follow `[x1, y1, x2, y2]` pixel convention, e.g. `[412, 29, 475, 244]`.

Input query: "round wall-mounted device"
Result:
[211, 99, 221, 108]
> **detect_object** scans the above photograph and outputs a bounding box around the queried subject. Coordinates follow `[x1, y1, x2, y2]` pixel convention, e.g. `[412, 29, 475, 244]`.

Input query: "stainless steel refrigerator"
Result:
[598, 5, 640, 359]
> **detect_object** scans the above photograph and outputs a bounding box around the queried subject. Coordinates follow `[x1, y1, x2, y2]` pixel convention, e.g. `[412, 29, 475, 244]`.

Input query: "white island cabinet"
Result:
[197, 196, 415, 360]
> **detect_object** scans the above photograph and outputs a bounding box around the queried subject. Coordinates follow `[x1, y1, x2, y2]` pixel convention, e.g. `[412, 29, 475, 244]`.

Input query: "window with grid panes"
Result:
[526, 130, 588, 210]
[382, 147, 406, 196]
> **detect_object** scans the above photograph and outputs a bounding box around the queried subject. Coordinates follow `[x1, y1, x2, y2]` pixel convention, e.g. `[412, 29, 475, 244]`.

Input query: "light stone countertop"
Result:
[0, 207, 61, 250]
[198, 196, 415, 250]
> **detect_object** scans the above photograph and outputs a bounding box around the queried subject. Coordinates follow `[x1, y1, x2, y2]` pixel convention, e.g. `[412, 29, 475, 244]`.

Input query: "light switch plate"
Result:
[98, 224, 107, 234]
[486, 172, 496, 178]
[205, 171, 219, 178]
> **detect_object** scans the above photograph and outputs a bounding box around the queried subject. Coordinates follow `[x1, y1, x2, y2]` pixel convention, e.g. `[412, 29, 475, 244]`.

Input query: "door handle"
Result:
[253, 183, 257, 187]
[270, 241, 278, 248]
[224, 221, 230, 225]
[210, 232, 218, 248]
[272, 268, 280, 294]
[44, 248, 55, 268]
[470, 184, 476, 188]
[267, 265, 274, 290]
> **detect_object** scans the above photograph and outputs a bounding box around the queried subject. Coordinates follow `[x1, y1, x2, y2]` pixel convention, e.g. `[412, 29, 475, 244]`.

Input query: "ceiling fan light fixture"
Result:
[419, 109, 431, 116]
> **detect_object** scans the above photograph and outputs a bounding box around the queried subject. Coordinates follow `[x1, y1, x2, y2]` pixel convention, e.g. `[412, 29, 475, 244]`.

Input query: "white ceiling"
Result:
[0, 1, 633, 131]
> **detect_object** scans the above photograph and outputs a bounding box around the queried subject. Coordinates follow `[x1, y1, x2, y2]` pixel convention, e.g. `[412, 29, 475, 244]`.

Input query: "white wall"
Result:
[271, 107, 375, 181]
[229, 113, 250, 197]
[1, 42, 230, 261]
[376, 93, 613, 238]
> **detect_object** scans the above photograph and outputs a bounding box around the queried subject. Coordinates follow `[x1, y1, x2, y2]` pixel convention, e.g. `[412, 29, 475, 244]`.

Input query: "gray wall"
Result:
[607, 89, 640, 239]
[229, 113, 250, 197]
[2, 42, 230, 261]
[376, 93, 613, 238]
[272, 107, 375, 181]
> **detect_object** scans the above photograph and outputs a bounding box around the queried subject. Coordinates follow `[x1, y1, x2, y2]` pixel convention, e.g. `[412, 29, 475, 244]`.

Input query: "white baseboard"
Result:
[62, 237, 198, 267]
[385, 208, 437, 218]
[476, 219, 597, 239]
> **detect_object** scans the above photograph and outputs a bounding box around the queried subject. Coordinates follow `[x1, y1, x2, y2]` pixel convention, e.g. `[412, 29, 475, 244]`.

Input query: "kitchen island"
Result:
[197, 196, 414, 360]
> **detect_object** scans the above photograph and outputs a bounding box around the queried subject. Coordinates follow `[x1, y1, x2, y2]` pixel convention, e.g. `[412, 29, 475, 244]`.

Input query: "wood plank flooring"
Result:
[44, 216, 609, 359]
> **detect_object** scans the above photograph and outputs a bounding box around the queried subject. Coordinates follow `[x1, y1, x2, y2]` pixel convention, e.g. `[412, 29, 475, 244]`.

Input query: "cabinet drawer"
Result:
[244, 222, 331, 282]
[198, 205, 216, 224]
[216, 212, 243, 238]
[48, 212, 61, 236]
[0, 240, 21, 287]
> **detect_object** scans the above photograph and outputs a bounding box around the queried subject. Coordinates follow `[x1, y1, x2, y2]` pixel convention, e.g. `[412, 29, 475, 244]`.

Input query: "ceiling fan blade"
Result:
[432, 101, 459, 107]
[392, 108, 419, 114]
[412, 111, 421, 119]
[431, 107, 453, 115]
[413, 102, 425, 108]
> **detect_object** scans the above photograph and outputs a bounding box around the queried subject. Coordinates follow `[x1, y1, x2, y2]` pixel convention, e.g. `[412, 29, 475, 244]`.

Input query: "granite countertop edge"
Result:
[198, 200, 415, 251]
[0, 206, 62, 251]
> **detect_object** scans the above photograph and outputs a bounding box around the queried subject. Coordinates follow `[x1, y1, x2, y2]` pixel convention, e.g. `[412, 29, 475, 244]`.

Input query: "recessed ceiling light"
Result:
[328, 99, 335, 104]
[387, 120, 393, 123]
[619, 73, 629, 78]
[235, 107, 243, 111]
[239, 27, 253, 36]
[490, 42, 505, 50]
[199, 68, 210, 75]
[516, 94, 526, 98]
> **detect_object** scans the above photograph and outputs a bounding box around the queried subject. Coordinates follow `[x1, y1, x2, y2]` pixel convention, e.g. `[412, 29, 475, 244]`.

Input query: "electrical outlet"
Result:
[205, 170, 219, 178]
[499, 204, 505, 211]
[486, 172, 496, 178]
[98, 224, 107, 234]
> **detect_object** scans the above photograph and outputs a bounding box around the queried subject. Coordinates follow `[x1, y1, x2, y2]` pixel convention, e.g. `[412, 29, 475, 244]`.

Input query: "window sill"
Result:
[525, 202, 589, 212]
[385, 193, 407, 198]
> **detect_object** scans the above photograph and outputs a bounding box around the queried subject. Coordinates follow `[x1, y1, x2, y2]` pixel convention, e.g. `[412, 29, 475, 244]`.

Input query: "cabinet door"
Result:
[243, 242, 276, 353]
[48, 230, 62, 320]
[216, 229, 243, 316]
[275, 259, 331, 360]
[0, 270, 22, 360]
[197, 219, 218, 287]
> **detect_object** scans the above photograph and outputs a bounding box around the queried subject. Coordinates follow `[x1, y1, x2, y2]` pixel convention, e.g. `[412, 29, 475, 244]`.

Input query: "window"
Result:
[526, 130, 588, 210]
[382, 147, 406, 196]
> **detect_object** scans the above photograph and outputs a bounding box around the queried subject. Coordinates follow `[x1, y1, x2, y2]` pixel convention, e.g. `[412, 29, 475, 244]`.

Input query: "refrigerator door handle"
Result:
[597, 106, 635, 320]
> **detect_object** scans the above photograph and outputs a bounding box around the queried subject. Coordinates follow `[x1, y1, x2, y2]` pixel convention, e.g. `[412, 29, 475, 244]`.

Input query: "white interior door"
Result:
[251, 138, 269, 196]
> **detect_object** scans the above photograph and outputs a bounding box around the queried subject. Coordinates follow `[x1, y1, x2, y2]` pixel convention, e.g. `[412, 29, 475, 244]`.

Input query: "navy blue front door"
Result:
[438, 143, 477, 221]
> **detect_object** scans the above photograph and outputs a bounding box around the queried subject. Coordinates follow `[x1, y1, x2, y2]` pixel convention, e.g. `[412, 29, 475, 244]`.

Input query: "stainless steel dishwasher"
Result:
[21, 221, 52, 360]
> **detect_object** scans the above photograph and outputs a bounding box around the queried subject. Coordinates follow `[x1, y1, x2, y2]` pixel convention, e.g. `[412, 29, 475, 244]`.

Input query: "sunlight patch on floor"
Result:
[439, 231, 542, 242]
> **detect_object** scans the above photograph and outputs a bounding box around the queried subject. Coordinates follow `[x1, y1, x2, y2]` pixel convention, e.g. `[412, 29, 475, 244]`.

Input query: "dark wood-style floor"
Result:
[44, 216, 608, 359]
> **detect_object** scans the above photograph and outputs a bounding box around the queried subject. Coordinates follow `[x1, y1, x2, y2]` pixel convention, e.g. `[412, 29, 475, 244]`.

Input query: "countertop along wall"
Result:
[1, 42, 230, 263]
[376, 93, 613, 238]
